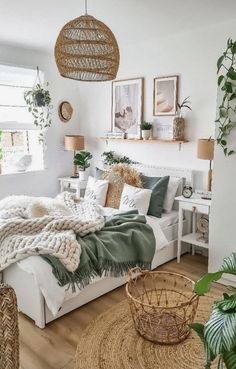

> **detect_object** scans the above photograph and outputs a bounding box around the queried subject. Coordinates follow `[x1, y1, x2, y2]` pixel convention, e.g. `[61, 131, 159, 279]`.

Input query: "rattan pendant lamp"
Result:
[55, 0, 120, 81]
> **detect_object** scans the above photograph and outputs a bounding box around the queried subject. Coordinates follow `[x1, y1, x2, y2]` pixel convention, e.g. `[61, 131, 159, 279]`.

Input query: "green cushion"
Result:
[141, 175, 170, 218]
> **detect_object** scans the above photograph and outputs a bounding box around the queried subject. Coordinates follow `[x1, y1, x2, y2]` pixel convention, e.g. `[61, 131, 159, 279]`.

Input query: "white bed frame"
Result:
[3, 164, 194, 328]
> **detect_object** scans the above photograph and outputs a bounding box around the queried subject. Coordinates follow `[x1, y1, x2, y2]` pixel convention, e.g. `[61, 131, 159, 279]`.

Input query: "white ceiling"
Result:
[0, 0, 236, 52]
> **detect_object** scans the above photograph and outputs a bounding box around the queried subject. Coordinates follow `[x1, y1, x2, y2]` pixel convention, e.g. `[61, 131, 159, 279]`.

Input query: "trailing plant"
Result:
[216, 38, 236, 156]
[74, 150, 93, 171]
[190, 253, 236, 369]
[177, 96, 192, 118]
[101, 151, 135, 166]
[24, 67, 53, 144]
[140, 122, 152, 130]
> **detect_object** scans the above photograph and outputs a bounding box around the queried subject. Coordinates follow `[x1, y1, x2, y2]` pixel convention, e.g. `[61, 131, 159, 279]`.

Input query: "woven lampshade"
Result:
[197, 139, 214, 160]
[65, 135, 84, 151]
[55, 14, 120, 82]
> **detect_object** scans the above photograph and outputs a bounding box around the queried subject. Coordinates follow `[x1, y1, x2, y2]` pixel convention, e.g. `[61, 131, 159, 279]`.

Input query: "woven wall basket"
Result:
[55, 15, 120, 82]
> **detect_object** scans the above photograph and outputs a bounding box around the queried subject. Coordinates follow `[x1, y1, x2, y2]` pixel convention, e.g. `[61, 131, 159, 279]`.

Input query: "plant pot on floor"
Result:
[79, 170, 89, 180]
[173, 117, 185, 141]
[141, 130, 151, 140]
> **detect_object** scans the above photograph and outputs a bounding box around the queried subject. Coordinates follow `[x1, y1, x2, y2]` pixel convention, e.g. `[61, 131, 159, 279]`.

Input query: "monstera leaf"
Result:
[194, 253, 236, 295]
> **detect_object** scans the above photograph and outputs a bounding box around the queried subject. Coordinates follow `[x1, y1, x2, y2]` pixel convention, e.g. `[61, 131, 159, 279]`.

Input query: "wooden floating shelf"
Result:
[99, 137, 188, 144]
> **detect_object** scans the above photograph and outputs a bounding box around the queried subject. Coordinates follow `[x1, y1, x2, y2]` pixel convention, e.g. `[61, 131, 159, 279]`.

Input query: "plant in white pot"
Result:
[74, 150, 93, 180]
[173, 97, 192, 141]
[140, 122, 152, 140]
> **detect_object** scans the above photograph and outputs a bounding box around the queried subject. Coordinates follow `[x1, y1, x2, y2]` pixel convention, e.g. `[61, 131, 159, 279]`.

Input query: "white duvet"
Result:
[17, 207, 168, 316]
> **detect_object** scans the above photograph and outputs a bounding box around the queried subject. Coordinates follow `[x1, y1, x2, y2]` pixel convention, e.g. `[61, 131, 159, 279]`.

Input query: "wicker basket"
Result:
[126, 268, 199, 344]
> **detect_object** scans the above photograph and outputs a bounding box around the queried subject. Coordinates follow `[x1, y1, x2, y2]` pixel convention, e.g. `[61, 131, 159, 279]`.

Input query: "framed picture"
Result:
[153, 76, 178, 116]
[112, 78, 144, 138]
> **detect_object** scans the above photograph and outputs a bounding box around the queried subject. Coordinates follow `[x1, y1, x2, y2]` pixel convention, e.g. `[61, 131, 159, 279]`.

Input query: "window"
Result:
[0, 64, 44, 174]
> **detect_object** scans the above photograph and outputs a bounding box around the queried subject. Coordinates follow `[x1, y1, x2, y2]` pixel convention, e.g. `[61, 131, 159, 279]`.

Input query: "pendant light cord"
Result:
[85, 0, 88, 15]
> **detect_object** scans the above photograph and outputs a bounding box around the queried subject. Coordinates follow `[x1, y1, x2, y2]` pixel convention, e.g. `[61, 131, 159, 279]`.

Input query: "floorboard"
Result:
[18, 255, 223, 369]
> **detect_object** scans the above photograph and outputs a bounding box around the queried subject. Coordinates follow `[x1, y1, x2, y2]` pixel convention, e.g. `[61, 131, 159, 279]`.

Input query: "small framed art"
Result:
[112, 78, 144, 138]
[153, 75, 178, 116]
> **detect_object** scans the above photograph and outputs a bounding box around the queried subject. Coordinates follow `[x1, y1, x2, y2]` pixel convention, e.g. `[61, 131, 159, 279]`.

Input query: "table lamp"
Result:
[197, 138, 214, 192]
[65, 135, 84, 178]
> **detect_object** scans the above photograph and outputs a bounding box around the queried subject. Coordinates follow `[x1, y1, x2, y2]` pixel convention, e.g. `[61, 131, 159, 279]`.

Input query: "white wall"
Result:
[0, 44, 82, 199]
[77, 20, 236, 190]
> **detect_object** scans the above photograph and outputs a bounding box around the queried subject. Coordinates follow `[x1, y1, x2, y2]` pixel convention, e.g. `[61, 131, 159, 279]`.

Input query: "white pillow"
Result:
[84, 176, 109, 206]
[119, 184, 152, 215]
[163, 177, 181, 213]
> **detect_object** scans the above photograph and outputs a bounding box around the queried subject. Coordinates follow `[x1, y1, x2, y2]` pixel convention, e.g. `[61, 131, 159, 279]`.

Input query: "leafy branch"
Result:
[177, 96, 192, 117]
[101, 151, 135, 166]
[216, 38, 236, 156]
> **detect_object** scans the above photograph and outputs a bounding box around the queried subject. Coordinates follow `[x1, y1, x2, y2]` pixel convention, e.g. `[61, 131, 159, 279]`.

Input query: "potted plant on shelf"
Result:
[74, 150, 93, 180]
[140, 122, 152, 140]
[190, 252, 236, 369]
[24, 67, 53, 145]
[173, 97, 192, 141]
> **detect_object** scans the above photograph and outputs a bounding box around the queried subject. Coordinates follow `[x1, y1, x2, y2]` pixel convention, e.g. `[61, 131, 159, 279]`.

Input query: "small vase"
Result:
[173, 117, 185, 141]
[141, 130, 151, 140]
[79, 170, 89, 180]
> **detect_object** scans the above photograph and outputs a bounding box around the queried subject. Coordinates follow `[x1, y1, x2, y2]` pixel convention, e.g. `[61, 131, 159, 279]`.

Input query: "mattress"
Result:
[147, 210, 179, 229]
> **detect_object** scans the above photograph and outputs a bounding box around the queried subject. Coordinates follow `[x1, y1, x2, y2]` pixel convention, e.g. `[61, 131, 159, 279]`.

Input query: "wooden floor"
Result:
[18, 255, 223, 369]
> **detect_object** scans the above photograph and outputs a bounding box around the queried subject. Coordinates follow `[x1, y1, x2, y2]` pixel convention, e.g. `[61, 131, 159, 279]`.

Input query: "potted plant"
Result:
[173, 97, 192, 141]
[190, 253, 236, 369]
[24, 67, 53, 145]
[140, 122, 152, 140]
[74, 150, 93, 180]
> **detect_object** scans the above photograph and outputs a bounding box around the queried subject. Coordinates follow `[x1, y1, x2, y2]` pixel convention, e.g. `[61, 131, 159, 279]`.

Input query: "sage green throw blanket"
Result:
[42, 211, 155, 291]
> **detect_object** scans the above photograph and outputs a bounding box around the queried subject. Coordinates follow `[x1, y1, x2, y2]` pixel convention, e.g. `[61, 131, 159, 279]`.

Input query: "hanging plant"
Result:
[24, 67, 53, 144]
[216, 38, 236, 156]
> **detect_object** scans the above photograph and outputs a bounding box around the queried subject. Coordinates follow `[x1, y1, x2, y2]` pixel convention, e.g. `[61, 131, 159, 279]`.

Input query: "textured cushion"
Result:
[119, 184, 152, 215]
[102, 165, 142, 209]
[141, 175, 170, 218]
[163, 177, 181, 213]
[84, 176, 109, 206]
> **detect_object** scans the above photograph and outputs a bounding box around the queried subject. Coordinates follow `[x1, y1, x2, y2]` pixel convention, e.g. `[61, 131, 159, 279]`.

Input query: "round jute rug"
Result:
[75, 293, 219, 369]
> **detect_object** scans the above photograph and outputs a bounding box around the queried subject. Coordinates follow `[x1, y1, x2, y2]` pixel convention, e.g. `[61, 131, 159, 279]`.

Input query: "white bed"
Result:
[3, 164, 193, 328]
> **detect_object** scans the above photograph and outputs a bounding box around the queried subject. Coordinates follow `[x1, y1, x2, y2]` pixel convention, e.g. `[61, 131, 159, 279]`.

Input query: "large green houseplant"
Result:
[191, 253, 236, 368]
[216, 38, 236, 156]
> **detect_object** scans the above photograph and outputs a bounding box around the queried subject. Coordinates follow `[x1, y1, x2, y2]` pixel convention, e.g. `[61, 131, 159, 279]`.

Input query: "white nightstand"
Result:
[58, 177, 87, 199]
[175, 195, 211, 263]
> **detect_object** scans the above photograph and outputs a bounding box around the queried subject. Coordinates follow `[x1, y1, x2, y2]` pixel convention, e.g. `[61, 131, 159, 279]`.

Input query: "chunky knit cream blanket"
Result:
[0, 192, 104, 272]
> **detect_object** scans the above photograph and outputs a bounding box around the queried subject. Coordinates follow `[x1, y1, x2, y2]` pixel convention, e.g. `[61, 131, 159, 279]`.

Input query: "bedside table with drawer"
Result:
[175, 195, 211, 263]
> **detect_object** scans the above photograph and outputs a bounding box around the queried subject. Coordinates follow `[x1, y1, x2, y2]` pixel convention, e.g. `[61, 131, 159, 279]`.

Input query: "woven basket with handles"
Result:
[126, 268, 199, 344]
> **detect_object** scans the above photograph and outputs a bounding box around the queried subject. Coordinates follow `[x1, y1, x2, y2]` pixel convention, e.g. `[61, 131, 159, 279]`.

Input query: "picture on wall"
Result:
[112, 78, 143, 138]
[153, 76, 178, 116]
